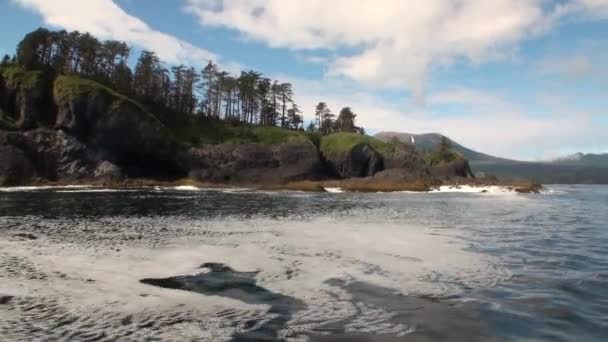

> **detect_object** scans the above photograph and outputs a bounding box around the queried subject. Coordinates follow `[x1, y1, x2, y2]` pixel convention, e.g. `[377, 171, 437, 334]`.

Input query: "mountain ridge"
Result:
[374, 131, 608, 184]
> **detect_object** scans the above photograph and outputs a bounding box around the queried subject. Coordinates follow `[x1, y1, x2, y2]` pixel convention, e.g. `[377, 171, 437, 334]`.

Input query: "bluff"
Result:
[0, 67, 473, 187]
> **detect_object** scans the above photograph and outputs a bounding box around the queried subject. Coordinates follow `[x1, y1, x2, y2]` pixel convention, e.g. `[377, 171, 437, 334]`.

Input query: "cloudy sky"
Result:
[1, 0, 607, 160]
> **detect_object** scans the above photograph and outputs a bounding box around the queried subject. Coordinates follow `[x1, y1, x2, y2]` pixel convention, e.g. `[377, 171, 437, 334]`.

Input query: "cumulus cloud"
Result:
[281, 75, 604, 160]
[13, 0, 217, 66]
[184, 0, 608, 99]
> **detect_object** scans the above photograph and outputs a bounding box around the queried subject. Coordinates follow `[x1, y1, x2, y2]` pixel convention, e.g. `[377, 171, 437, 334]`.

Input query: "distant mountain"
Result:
[374, 131, 608, 184]
[552, 152, 608, 168]
[374, 132, 513, 163]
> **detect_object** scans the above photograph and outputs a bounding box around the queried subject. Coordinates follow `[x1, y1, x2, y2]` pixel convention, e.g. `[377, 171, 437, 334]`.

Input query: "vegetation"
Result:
[1, 65, 48, 94]
[320, 132, 391, 156]
[53, 76, 163, 127]
[3, 27, 369, 146]
[425, 136, 462, 166]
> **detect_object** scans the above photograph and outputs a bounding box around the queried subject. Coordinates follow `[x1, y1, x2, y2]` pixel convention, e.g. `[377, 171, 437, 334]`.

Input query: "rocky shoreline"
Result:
[1, 67, 540, 193]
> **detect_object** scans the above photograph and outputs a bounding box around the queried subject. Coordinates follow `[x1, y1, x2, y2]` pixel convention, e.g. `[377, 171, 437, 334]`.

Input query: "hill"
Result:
[375, 132, 608, 184]
[374, 132, 513, 163]
[552, 152, 608, 168]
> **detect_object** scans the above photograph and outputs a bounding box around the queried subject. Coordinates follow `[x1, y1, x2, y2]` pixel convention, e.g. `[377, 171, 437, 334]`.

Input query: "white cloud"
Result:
[13, 0, 217, 66]
[184, 0, 548, 98]
[283, 76, 605, 160]
[185, 0, 608, 99]
[538, 54, 593, 79]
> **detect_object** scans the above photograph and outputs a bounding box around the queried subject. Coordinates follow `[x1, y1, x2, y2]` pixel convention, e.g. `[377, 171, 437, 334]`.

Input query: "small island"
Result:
[0, 28, 540, 193]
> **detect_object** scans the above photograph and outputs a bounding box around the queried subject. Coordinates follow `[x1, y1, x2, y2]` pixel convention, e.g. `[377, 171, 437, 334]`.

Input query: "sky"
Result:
[1, 0, 607, 160]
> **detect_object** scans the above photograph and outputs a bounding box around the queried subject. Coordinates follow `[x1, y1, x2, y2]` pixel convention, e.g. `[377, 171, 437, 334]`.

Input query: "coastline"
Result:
[0, 177, 544, 194]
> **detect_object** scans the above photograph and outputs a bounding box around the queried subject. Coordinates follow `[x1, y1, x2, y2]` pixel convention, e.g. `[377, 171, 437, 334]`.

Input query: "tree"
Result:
[286, 102, 303, 129]
[279, 82, 293, 127]
[315, 102, 334, 134]
[1, 54, 10, 68]
[335, 107, 357, 132]
[439, 136, 451, 153]
[314, 102, 327, 131]
[199, 61, 218, 116]
[133, 50, 161, 100]
[306, 121, 316, 132]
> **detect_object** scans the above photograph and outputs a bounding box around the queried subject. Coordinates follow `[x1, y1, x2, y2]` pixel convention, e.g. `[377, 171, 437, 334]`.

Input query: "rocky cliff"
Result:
[0, 69, 474, 187]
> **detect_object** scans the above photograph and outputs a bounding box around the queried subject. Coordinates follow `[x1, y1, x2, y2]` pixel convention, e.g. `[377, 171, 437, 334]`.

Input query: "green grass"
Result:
[251, 126, 310, 145]
[425, 149, 462, 167]
[320, 132, 391, 156]
[54, 76, 144, 112]
[54, 76, 168, 128]
[154, 109, 312, 146]
[1, 65, 46, 93]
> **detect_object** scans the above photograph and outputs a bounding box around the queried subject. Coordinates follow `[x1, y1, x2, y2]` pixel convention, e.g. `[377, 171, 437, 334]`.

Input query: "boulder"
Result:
[24, 129, 95, 180]
[429, 159, 475, 179]
[94, 160, 123, 180]
[187, 142, 323, 183]
[323, 143, 383, 178]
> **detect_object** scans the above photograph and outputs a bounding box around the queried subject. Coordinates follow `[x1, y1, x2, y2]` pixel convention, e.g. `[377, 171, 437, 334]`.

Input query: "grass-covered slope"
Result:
[320, 132, 391, 156]
[1, 65, 47, 93]
[154, 108, 313, 146]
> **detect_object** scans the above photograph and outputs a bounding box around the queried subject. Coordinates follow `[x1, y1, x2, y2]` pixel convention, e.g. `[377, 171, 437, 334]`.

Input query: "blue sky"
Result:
[1, 0, 607, 160]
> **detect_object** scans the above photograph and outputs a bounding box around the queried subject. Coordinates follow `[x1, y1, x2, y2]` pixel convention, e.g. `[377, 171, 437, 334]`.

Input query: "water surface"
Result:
[0, 185, 606, 341]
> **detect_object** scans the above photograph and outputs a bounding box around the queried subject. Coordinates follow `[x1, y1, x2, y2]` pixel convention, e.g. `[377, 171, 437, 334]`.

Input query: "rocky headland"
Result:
[0, 66, 539, 193]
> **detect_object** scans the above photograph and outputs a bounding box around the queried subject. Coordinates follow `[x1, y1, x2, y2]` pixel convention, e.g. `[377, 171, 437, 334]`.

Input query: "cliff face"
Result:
[187, 143, 323, 183]
[0, 70, 473, 186]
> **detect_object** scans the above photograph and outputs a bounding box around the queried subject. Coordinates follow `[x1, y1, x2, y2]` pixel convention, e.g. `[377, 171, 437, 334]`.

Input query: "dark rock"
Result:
[0, 295, 13, 305]
[0, 143, 35, 185]
[377, 144, 429, 181]
[374, 168, 429, 182]
[429, 159, 475, 179]
[324, 143, 383, 178]
[55, 92, 185, 178]
[1, 70, 54, 130]
[94, 160, 122, 180]
[24, 129, 95, 180]
[14, 233, 38, 240]
[187, 142, 323, 183]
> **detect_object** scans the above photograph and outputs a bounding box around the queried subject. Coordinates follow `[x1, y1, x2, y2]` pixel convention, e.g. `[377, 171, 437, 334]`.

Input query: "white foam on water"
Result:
[430, 185, 516, 195]
[0, 185, 94, 192]
[56, 189, 137, 193]
[0, 215, 509, 338]
[172, 185, 201, 191]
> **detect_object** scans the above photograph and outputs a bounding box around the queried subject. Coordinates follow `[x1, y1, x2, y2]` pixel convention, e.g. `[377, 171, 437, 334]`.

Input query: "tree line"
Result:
[3, 28, 362, 133]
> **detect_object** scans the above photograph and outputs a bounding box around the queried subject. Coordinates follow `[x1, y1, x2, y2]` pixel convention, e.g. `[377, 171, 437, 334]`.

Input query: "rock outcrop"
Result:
[376, 144, 430, 181]
[429, 159, 475, 179]
[187, 142, 323, 183]
[0, 68, 54, 130]
[323, 143, 384, 178]
[0, 131, 35, 185]
[53, 76, 186, 178]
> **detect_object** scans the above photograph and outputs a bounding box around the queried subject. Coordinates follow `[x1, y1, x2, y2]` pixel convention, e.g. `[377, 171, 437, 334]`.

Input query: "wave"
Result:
[0, 185, 94, 192]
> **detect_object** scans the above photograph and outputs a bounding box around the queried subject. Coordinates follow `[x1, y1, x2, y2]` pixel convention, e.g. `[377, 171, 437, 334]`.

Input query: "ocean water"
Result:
[0, 185, 606, 341]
